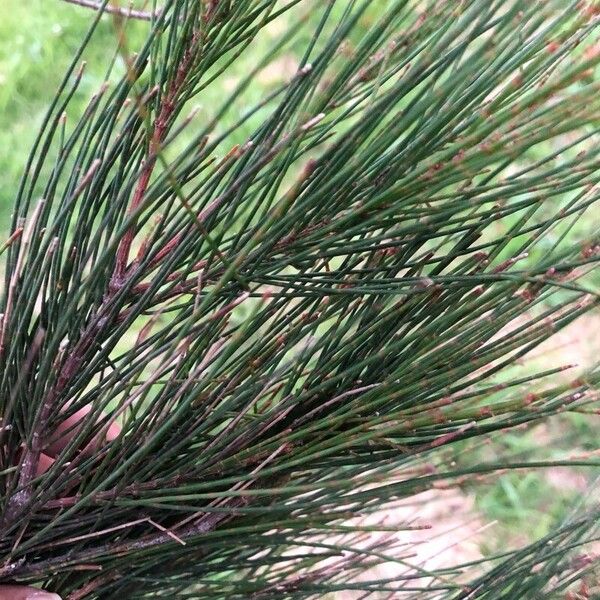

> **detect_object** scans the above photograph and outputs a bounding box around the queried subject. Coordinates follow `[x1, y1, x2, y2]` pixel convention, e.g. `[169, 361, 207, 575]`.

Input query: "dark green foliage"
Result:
[1, 0, 600, 597]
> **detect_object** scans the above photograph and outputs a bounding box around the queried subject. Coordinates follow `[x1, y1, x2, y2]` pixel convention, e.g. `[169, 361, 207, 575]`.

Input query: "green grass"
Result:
[0, 1, 126, 212]
[0, 0, 292, 215]
[0, 1, 403, 217]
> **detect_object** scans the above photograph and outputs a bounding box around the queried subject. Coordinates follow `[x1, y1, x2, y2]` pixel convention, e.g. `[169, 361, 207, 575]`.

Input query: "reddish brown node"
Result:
[432, 409, 446, 425]
[511, 73, 524, 88]
[478, 406, 494, 418]
[452, 148, 466, 163]
[583, 1, 600, 17]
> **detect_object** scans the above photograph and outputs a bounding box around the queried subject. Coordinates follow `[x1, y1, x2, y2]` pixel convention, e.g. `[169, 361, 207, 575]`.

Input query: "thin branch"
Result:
[0, 498, 245, 579]
[112, 28, 202, 281]
[2, 15, 200, 525]
[60, 0, 160, 21]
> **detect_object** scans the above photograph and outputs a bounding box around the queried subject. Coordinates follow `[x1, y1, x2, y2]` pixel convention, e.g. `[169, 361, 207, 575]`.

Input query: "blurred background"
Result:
[2, 0, 599, 582]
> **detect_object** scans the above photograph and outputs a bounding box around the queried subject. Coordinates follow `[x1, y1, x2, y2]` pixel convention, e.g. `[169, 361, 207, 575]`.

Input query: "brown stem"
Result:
[4, 24, 202, 527]
[113, 29, 201, 282]
[67, 574, 120, 600]
[60, 0, 159, 21]
[3, 169, 106, 523]
[0, 498, 244, 580]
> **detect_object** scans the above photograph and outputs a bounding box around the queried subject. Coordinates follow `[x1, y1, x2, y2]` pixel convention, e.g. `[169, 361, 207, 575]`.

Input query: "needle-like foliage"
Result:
[1, 0, 600, 598]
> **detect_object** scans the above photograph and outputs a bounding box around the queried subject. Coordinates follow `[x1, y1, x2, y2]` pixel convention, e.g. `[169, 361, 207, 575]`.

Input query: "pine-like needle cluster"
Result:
[1, 1, 600, 598]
